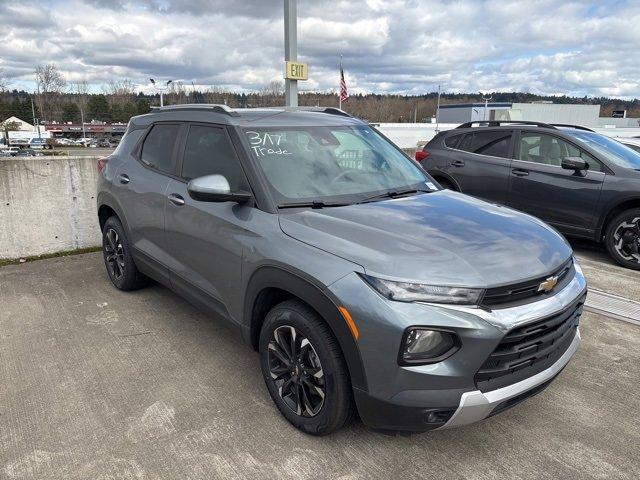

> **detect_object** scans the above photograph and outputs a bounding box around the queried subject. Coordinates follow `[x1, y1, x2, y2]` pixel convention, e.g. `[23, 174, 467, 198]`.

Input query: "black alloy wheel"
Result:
[259, 299, 355, 435]
[101, 216, 149, 290]
[606, 209, 640, 270]
[268, 325, 326, 417]
[104, 228, 125, 280]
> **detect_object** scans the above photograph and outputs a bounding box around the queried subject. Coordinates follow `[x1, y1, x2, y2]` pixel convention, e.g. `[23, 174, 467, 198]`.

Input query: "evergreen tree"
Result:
[87, 94, 110, 122]
[136, 98, 151, 115]
[121, 101, 138, 122]
[61, 102, 81, 122]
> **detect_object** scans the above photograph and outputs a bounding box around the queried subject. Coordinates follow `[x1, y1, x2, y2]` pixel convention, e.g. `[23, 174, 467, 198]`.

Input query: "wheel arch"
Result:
[430, 172, 460, 191]
[598, 197, 640, 240]
[244, 266, 368, 391]
[97, 191, 131, 235]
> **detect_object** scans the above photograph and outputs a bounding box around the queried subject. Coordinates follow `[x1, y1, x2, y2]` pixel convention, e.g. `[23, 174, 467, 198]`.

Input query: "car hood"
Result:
[278, 191, 572, 287]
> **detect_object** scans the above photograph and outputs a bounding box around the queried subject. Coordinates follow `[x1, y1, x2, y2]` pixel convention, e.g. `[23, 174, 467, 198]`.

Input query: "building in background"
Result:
[1, 116, 36, 131]
[438, 102, 640, 127]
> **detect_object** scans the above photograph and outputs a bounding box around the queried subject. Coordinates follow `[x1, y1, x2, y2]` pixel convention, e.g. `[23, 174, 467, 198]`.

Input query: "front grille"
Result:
[475, 294, 585, 392]
[482, 259, 574, 308]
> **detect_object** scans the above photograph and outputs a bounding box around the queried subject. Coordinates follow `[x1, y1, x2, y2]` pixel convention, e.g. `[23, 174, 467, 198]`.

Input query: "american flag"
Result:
[340, 65, 348, 103]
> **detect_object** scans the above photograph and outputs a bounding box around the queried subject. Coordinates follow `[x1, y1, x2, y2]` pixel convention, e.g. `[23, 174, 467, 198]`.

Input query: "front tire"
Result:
[102, 216, 149, 290]
[605, 209, 640, 270]
[259, 300, 355, 435]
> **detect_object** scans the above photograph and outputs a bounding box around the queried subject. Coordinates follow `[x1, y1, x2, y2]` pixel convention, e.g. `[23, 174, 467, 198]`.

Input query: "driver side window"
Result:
[518, 133, 603, 172]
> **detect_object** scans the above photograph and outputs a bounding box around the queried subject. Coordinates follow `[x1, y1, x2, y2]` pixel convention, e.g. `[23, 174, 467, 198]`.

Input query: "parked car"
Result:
[98, 106, 586, 435]
[418, 121, 640, 270]
[15, 148, 42, 157]
[97, 139, 111, 148]
[616, 137, 640, 153]
[29, 138, 53, 150]
[0, 146, 20, 156]
[74, 137, 93, 146]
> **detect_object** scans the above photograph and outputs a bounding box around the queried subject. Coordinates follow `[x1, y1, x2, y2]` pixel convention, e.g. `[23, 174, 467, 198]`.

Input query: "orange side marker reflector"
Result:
[338, 306, 360, 341]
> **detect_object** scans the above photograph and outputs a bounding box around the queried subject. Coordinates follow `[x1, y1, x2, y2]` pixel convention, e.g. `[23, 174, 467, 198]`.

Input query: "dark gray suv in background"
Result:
[97, 106, 586, 435]
[418, 121, 640, 270]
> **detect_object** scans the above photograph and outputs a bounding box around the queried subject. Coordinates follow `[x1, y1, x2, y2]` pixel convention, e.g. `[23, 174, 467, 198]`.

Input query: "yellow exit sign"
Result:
[285, 61, 308, 80]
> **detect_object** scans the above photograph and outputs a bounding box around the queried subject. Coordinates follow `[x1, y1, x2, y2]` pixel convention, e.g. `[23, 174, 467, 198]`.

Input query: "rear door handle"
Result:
[167, 193, 185, 206]
[118, 173, 130, 184]
[451, 160, 465, 167]
[512, 168, 529, 177]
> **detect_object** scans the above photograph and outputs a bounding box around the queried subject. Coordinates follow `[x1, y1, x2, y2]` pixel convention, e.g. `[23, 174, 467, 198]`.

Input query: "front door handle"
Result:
[512, 168, 529, 177]
[118, 173, 130, 184]
[167, 193, 185, 206]
[451, 160, 465, 167]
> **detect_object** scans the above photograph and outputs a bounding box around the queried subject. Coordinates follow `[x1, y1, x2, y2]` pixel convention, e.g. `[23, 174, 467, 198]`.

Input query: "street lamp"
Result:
[481, 94, 492, 121]
[150, 78, 173, 107]
[435, 84, 444, 133]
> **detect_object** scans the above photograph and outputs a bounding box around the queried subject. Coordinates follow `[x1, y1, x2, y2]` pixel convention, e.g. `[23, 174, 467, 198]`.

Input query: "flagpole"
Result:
[339, 54, 342, 110]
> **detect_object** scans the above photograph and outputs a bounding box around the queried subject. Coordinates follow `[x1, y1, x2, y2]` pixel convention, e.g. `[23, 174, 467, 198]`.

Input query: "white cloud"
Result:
[0, 0, 639, 98]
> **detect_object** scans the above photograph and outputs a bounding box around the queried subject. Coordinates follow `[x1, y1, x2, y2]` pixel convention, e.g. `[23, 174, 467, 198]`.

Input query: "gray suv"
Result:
[418, 121, 640, 270]
[97, 106, 587, 435]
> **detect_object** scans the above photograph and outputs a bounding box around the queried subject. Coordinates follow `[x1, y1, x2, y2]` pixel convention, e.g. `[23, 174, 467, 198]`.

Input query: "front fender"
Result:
[243, 266, 368, 391]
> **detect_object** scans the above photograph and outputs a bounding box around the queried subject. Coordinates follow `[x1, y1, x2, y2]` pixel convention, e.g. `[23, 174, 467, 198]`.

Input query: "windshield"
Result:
[243, 125, 432, 205]
[565, 130, 640, 170]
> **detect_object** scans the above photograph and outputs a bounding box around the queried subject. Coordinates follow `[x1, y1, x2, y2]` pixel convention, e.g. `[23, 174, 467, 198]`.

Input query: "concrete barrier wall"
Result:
[0, 156, 102, 260]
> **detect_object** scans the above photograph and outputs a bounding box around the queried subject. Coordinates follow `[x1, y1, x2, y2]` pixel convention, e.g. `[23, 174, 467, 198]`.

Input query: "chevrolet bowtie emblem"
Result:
[538, 275, 559, 293]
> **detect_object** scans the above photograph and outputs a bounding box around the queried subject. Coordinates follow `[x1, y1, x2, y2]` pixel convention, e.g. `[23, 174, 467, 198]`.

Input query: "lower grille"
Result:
[475, 294, 585, 392]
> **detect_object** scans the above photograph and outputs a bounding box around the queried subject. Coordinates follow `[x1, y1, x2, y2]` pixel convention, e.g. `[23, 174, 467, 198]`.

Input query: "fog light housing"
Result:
[399, 328, 459, 365]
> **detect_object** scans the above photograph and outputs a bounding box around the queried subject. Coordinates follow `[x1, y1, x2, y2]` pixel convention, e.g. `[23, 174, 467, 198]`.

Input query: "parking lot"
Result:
[0, 241, 638, 480]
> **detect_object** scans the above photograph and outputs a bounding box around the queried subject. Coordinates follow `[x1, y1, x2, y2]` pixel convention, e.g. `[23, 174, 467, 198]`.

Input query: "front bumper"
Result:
[439, 327, 581, 428]
[330, 259, 587, 433]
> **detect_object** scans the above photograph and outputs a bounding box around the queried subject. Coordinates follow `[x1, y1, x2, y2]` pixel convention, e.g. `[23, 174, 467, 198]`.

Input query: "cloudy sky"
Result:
[1, 0, 639, 98]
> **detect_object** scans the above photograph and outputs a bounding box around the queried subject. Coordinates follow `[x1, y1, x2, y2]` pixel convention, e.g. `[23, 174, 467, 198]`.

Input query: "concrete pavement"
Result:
[1, 252, 639, 479]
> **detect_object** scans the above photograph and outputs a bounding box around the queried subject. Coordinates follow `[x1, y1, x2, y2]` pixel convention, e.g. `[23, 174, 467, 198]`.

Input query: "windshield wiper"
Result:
[356, 188, 432, 205]
[278, 200, 350, 209]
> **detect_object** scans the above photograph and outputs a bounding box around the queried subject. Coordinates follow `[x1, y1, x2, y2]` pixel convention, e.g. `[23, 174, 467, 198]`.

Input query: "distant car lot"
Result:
[0, 246, 638, 479]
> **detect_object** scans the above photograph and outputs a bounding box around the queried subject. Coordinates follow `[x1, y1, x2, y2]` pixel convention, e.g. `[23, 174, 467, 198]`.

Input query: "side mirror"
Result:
[187, 174, 252, 204]
[561, 156, 588, 171]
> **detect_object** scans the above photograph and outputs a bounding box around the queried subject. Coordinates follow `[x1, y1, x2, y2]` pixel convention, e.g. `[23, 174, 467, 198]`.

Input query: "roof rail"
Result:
[270, 106, 353, 118]
[150, 104, 240, 117]
[456, 120, 558, 130]
[550, 124, 595, 132]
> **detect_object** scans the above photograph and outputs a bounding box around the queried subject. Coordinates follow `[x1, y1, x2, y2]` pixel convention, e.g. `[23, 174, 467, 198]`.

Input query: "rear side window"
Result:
[444, 134, 463, 148]
[181, 125, 248, 190]
[140, 124, 180, 173]
[457, 131, 512, 159]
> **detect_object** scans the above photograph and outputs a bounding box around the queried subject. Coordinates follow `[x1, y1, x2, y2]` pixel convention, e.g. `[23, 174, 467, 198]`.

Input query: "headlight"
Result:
[400, 328, 459, 364]
[361, 274, 484, 305]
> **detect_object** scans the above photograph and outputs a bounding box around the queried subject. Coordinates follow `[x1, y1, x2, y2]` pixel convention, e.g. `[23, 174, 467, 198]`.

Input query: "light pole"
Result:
[481, 94, 492, 121]
[150, 78, 173, 107]
[435, 84, 443, 132]
[31, 97, 42, 140]
[284, 0, 298, 107]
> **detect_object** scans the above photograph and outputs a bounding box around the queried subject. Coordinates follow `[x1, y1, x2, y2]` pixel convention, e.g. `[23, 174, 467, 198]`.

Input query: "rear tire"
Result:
[259, 299, 355, 435]
[102, 216, 149, 290]
[604, 208, 640, 270]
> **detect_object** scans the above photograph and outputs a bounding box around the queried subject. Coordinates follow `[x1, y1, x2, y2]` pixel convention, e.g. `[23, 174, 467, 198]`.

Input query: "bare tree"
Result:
[104, 79, 135, 103]
[258, 80, 285, 107]
[35, 64, 67, 121]
[167, 81, 189, 104]
[0, 68, 8, 92]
